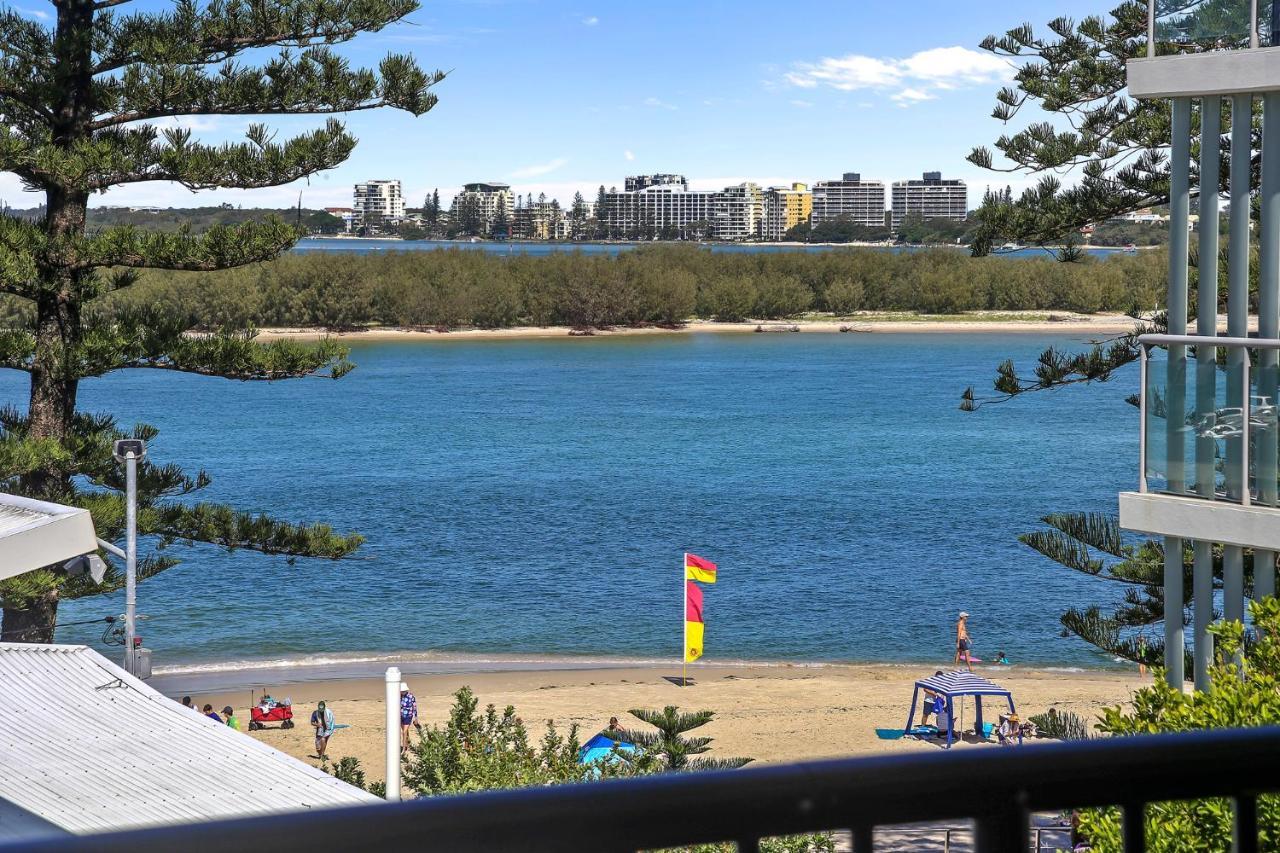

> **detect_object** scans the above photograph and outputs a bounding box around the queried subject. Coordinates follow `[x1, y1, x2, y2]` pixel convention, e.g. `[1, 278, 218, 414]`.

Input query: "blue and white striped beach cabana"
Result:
[903, 670, 1016, 749]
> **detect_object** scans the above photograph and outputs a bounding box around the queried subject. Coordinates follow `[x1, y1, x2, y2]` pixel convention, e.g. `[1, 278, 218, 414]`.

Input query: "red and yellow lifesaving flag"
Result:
[685, 580, 704, 662]
[685, 553, 717, 585]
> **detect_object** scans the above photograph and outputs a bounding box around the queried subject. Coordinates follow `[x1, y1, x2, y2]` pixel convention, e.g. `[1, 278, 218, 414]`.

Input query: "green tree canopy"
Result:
[0, 0, 443, 641]
[967, 1, 1260, 255]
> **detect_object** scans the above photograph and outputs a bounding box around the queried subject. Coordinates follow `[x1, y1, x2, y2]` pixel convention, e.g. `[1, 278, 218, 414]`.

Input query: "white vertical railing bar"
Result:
[1244, 356, 1253, 507]
[1139, 345, 1149, 493]
[1252, 0, 1261, 48]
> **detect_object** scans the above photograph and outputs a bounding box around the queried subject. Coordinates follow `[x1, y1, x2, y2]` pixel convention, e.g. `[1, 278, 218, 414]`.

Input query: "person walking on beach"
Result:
[223, 706, 241, 731]
[399, 683, 420, 755]
[311, 701, 335, 760]
[955, 612, 973, 672]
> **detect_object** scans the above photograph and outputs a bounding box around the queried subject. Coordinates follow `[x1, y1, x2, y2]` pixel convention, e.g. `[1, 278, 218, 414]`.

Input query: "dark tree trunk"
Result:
[1, 592, 59, 643]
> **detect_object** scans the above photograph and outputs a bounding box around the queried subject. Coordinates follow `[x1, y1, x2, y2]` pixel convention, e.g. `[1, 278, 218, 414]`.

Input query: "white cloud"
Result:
[509, 157, 569, 178]
[890, 87, 936, 106]
[643, 96, 677, 111]
[789, 99, 814, 108]
[783, 45, 1009, 107]
[16, 6, 49, 19]
[624, 150, 635, 161]
[582, 15, 598, 25]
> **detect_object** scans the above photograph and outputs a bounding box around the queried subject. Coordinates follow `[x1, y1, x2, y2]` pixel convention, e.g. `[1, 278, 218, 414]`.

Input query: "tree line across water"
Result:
[4, 245, 1166, 332]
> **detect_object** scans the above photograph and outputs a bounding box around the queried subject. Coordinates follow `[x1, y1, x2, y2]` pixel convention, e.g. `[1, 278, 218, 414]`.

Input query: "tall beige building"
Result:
[762, 183, 813, 240]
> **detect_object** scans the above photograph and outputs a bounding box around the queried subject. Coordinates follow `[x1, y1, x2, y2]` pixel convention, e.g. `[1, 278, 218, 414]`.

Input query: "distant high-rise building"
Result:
[352, 180, 405, 232]
[602, 184, 716, 239]
[810, 173, 886, 227]
[890, 172, 968, 226]
[624, 174, 689, 192]
[715, 183, 765, 241]
[762, 183, 813, 241]
[452, 182, 515, 233]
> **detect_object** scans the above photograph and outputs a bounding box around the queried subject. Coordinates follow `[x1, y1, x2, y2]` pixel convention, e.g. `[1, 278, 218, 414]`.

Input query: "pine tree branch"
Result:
[82, 219, 300, 270]
[92, 0, 422, 73]
[89, 47, 443, 130]
[151, 502, 363, 558]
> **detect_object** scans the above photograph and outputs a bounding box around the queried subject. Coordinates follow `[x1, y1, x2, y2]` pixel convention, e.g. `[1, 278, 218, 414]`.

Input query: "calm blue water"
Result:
[5, 334, 1138, 671]
[294, 237, 1128, 260]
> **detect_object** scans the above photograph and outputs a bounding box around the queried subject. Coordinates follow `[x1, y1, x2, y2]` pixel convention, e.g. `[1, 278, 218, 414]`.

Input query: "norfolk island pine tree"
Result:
[0, 0, 444, 641]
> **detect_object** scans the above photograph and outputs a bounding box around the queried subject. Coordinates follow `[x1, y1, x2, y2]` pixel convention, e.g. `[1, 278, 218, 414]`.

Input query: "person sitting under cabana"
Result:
[902, 670, 1017, 749]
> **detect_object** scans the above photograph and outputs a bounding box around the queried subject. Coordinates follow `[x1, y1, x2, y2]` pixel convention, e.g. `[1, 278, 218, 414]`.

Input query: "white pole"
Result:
[123, 451, 137, 676]
[385, 666, 402, 801]
[682, 553, 687, 686]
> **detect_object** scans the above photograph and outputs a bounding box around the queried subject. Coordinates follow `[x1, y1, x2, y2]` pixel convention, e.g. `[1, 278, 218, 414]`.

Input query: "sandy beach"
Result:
[254, 312, 1142, 343]
[179, 663, 1142, 784]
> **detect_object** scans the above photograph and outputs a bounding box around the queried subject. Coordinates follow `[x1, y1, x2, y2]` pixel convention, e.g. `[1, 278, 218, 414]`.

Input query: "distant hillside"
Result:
[3, 205, 342, 234]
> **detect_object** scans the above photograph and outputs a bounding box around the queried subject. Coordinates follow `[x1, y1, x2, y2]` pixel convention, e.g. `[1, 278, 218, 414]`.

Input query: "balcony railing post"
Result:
[1122, 802, 1146, 852]
[1244, 355, 1252, 507]
[1253, 0, 1261, 48]
[1139, 344, 1149, 493]
[1148, 0, 1156, 57]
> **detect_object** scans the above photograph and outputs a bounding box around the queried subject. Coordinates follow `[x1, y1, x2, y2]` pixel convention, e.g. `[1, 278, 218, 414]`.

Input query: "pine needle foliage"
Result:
[967, 2, 1259, 256]
[613, 706, 753, 772]
[0, 0, 442, 640]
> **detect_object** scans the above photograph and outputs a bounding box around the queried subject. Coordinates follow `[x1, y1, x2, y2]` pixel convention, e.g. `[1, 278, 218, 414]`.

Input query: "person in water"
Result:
[955, 612, 973, 672]
[994, 650, 1010, 665]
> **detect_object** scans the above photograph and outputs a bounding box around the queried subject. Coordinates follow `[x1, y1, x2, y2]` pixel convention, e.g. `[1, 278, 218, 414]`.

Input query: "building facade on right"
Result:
[890, 172, 968, 227]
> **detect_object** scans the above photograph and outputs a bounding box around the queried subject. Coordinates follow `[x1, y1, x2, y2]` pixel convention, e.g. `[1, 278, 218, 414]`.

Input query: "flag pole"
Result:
[682, 552, 687, 687]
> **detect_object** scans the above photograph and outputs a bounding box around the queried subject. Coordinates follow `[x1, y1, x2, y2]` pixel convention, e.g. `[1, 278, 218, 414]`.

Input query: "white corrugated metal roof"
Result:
[0, 493, 98, 581]
[0, 643, 377, 841]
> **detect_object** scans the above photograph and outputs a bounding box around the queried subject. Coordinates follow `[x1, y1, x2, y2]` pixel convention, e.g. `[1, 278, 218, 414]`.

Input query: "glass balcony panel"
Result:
[1252, 348, 1280, 507]
[1153, 0, 1261, 52]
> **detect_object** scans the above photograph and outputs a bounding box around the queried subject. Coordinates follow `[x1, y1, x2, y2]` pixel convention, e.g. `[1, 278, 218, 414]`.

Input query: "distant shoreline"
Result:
[256, 312, 1141, 342]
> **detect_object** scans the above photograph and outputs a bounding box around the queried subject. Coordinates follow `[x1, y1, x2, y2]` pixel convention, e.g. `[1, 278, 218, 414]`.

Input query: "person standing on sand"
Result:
[955, 612, 973, 672]
[311, 700, 335, 760]
[399, 682, 420, 755]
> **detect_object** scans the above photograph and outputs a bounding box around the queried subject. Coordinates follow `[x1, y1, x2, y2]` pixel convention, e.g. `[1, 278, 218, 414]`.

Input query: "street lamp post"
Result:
[112, 439, 145, 676]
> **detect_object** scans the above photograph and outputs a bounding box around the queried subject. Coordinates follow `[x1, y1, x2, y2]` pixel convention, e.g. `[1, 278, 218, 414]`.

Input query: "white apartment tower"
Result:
[715, 183, 765, 241]
[452, 182, 515, 232]
[352, 180, 405, 232]
[890, 172, 968, 226]
[602, 184, 717, 239]
[810, 173, 886, 227]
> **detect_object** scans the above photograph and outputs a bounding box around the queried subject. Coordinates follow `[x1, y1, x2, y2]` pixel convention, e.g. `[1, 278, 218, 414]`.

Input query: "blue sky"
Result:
[2, 0, 1116, 210]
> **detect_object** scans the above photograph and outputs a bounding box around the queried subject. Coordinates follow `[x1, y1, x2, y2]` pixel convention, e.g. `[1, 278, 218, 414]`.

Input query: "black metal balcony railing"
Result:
[16, 726, 1280, 853]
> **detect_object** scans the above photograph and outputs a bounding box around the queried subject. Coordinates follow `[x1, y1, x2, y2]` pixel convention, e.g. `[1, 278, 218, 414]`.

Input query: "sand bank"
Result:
[255, 313, 1142, 343]
[175, 662, 1142, 784]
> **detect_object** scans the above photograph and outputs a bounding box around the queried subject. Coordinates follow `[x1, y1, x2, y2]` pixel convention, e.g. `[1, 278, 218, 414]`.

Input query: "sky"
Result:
[1, 0, 1119, 211]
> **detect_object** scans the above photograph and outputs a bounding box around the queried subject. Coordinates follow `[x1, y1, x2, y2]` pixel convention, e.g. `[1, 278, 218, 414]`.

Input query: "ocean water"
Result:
[3, 333, 1138, 672]
[293, 237, 1129, 259]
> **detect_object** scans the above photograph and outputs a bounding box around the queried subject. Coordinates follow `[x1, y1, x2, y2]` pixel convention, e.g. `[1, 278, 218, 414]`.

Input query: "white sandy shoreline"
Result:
[255, 313, 1142, 343]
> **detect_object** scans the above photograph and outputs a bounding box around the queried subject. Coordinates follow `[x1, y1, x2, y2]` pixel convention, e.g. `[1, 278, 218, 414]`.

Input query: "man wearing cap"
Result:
[399, 682, 420, 755]
[955, 611, 973, 672]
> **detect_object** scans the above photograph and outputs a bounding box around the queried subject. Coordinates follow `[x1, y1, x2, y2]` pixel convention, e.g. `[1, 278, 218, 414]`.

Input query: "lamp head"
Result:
[112, 439, 146, 463]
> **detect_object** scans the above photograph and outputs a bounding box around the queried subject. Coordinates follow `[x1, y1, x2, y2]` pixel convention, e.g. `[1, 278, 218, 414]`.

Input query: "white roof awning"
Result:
[0, 493, 98, 581]
[0, 643, 378, 842]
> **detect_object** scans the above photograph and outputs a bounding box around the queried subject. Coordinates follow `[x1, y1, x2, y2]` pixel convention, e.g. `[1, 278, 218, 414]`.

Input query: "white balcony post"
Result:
[385, 666, 402, 802]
